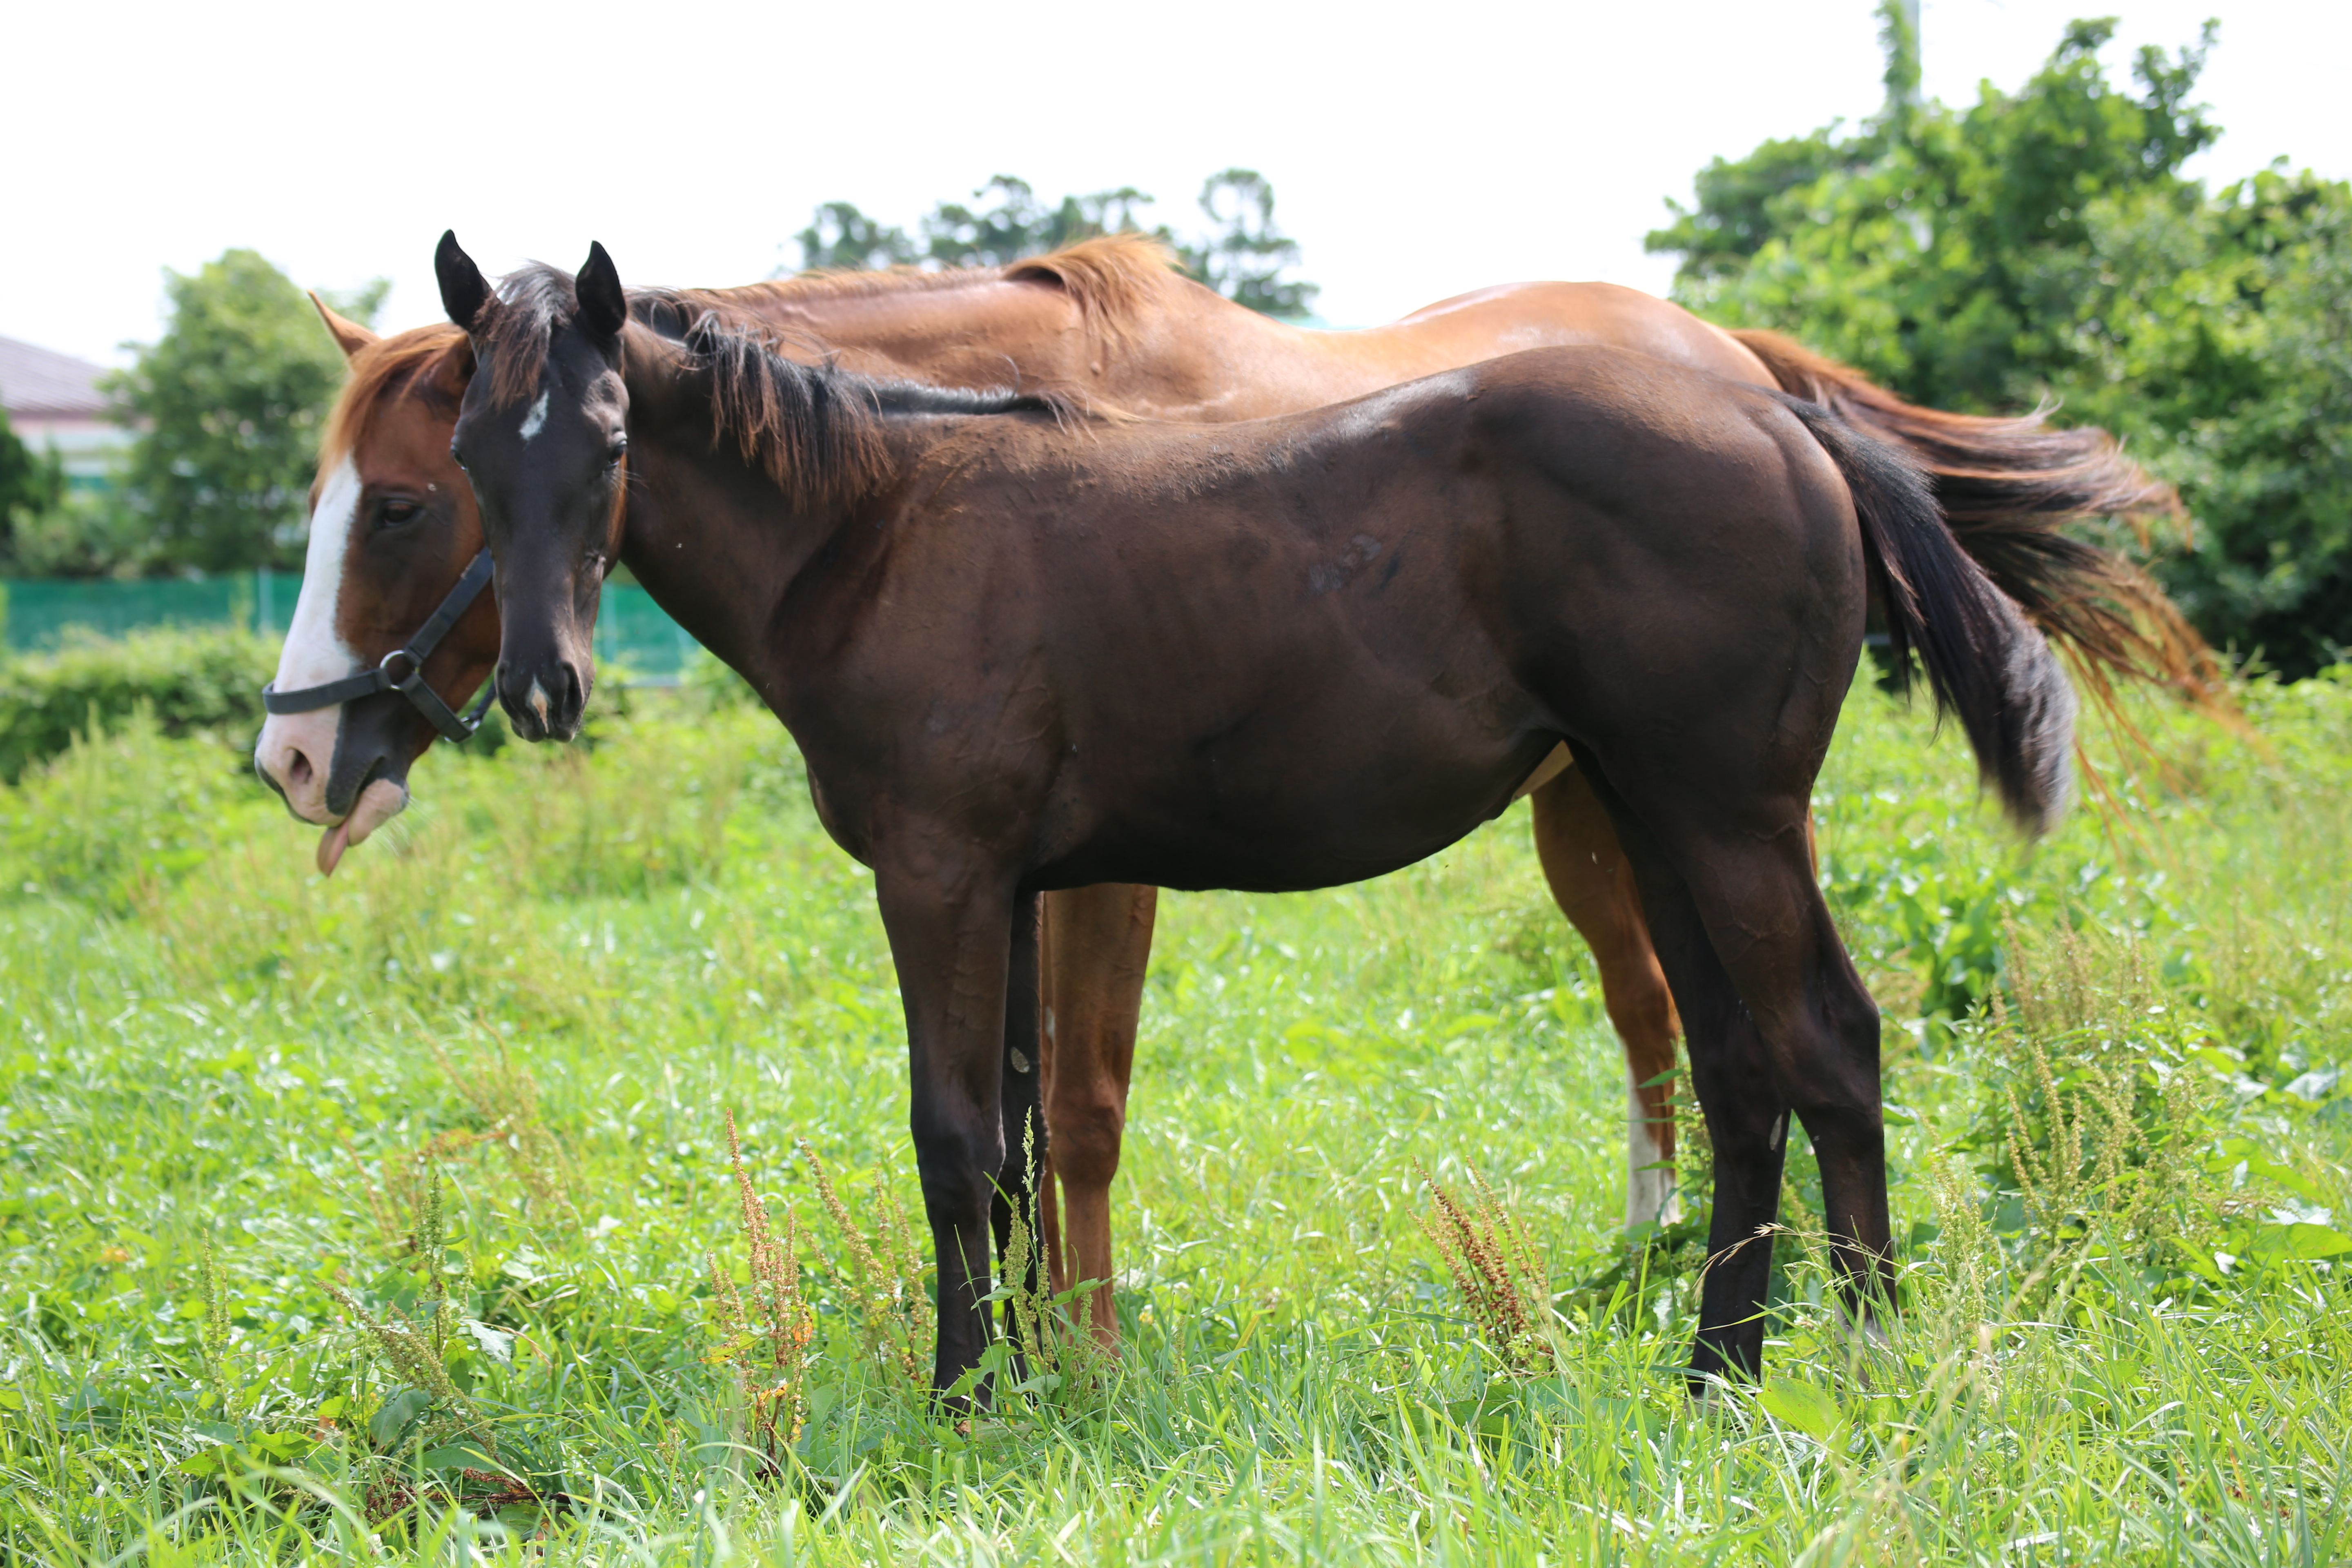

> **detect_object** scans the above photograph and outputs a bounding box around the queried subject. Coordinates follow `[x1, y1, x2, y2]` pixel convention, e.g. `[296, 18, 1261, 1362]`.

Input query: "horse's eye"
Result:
[375, 499, 423, 529]
[605, 435, 628, 468]
[449, 443, 467, 472]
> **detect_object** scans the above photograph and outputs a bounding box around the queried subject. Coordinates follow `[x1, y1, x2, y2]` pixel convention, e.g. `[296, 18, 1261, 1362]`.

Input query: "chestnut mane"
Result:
[317, 323, 469, 480]
[671, 231, 1179, 348]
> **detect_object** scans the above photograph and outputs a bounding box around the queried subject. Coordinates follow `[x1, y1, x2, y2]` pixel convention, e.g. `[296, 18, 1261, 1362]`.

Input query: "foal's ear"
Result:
[576, 242, 628, 343]
[308, 292, 379, 360]
[436, 230, 492, 331]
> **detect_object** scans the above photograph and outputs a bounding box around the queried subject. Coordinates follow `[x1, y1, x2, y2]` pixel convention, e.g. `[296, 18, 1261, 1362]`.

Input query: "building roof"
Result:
[0, 334, 111, 421]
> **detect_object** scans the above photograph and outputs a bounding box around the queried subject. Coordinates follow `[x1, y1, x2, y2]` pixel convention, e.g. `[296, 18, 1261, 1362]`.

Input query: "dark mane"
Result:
[666, 310, 1079, 515]
[477, 261, 1087, 515]
[474, 264, 579, 407]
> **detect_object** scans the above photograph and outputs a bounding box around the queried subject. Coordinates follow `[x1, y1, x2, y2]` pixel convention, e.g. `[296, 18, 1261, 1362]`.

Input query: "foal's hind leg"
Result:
[1528, 765, 1683, 1229]
[1038, 883, 1156, 1355]
[1571, 758, 1889, 1383]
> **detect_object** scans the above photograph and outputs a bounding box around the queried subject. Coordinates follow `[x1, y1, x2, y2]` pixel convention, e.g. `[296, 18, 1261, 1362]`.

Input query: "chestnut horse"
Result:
[433, 241, 2074, 1399]
[257, 235, 2194, 1352]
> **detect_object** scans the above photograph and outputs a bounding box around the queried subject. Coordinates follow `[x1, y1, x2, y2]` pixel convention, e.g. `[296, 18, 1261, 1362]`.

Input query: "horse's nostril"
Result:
[287, 749, 314, 788]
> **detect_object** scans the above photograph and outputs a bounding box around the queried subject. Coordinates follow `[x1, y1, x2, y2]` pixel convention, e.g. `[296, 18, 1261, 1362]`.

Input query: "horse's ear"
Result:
[576, 242, 628, 342]
[437, 230, 491, 331]
[308, 291, 378, 360]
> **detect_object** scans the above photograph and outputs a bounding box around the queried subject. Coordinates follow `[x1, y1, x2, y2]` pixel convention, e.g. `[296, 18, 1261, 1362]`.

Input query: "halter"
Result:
[262, 548, 499, 743]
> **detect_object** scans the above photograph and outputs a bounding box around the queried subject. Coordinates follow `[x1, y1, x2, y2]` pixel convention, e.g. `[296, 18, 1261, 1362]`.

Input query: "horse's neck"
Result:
[611, 364, 913, 710]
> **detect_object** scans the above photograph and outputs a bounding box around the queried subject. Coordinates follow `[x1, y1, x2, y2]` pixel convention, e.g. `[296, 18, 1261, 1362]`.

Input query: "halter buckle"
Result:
[379, 647, 426, 693]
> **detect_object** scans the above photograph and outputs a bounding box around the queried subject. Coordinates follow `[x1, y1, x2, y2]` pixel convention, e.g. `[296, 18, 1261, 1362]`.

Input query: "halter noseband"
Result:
[262, 548, 499, 744]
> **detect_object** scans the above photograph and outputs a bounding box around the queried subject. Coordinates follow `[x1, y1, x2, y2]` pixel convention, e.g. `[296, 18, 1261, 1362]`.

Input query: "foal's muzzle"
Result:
[497, 656, 590, 742]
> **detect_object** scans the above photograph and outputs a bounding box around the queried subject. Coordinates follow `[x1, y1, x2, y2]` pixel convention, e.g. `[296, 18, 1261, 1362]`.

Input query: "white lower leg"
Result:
[1625, 1067, 1682, 1229]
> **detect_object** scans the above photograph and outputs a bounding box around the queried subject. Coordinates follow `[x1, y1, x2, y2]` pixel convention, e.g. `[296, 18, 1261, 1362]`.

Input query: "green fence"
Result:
[0, 571, 700, 682]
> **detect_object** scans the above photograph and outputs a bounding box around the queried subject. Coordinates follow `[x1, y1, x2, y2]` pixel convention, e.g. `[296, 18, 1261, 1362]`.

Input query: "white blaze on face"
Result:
[519, 390, 550, 443]
[254, 457, 364, 823]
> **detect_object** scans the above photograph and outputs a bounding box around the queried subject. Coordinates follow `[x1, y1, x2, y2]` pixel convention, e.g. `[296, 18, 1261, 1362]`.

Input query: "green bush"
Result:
[0, 623, 274, 782]
[675, 645, 763, 712]
[0, 706, 275, 910]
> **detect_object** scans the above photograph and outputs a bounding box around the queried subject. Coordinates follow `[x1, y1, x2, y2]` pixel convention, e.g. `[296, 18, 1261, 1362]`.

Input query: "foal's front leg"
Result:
[993, 891, 1049, 1359]
[874, 865, 1018, 1406]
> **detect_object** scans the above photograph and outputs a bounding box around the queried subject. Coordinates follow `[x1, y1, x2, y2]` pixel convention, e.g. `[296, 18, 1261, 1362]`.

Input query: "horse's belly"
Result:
[1038, 734, 1551, 895]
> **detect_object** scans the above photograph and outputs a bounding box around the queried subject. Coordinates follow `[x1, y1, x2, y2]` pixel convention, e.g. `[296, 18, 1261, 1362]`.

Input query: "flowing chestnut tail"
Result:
[1784, 398, 2079, 835]
[1732, 329, 2226, 719]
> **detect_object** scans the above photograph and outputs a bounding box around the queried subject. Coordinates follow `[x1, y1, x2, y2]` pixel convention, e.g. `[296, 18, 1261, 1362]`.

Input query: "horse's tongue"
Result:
[317, 818, 353, 876]
[317, 779, 408, 876]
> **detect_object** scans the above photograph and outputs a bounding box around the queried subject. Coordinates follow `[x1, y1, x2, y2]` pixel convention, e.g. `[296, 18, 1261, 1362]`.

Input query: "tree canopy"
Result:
[1646, 7, 2352, 675]
[104, 251, 384, 575]
[0, 409, 66, 574]
[795, 170, 1320, 318]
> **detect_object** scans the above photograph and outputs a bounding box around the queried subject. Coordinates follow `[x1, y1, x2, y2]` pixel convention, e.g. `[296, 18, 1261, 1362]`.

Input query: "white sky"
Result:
[6, 0, 2344, 366]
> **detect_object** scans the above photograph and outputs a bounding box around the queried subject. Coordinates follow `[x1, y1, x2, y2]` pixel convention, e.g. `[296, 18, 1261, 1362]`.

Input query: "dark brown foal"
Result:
[438, 243, 2072, 1399]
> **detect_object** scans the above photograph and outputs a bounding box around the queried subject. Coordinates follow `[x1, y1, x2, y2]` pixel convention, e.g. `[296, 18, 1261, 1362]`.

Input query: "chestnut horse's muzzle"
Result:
[261, 548, 500, 746]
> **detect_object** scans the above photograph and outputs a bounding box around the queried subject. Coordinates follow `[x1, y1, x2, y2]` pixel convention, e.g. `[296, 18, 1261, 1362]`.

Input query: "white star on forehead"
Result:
[519, 390, 550, 442]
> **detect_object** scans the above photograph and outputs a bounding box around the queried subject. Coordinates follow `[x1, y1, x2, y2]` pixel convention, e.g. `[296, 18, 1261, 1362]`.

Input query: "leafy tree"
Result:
[793, 171, 1319, 317]
[2050, 167, 2352, 672]
[1646, 8, 2216, 412]
[1647, 9, 2352, 674]
[920, 176, 1161, 269]
[1176, 169, 1320, 319]
[796, 201, 919, 272]
[105, 251, 385, 574]
[0, 407, 67, 572]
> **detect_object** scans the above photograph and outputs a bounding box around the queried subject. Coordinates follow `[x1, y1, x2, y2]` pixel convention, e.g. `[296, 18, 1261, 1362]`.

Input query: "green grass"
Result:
[1, 669, 2348, 1564]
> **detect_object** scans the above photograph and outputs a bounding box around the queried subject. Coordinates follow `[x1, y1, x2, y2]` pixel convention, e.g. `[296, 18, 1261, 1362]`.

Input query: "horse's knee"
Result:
[1045, 1091, 1125, 1189]
[1782, 976, 1884, 1113]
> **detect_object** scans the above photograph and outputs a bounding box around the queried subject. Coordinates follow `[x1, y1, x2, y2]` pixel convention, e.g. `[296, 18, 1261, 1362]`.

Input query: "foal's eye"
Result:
[374, 499, 423, 529]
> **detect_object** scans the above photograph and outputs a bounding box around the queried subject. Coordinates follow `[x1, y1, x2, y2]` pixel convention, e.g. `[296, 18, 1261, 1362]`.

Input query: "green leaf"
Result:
[2241, 1155, 2329, 1206]
[368, 1387, 433, 1450]
[1759, 1377, 1840, 1439]
[421, 1441, 497, 1476]
[463, 1318, 515, 1365]
[178, 1445, 232, 1477]
[2254, 1223, 2352, 1261]
[247, 1430, 312, 1461]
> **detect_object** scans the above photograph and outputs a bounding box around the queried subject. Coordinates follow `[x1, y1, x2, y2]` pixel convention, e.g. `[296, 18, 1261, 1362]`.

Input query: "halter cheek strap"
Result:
[262, 548, 499, 744]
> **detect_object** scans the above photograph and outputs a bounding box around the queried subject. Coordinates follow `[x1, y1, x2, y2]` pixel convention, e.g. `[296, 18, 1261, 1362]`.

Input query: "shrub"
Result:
[0, 706, 274, 909]
[0, 623, 273, 782]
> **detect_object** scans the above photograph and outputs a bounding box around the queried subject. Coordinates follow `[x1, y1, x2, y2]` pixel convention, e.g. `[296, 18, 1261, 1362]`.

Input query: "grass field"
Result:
[2, 667, 2348, 1564]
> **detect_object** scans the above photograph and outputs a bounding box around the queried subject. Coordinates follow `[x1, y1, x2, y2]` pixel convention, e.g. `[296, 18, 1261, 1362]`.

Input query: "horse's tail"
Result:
[1731, 328, 2227, 718]
[1783, 397, 2079, 835]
